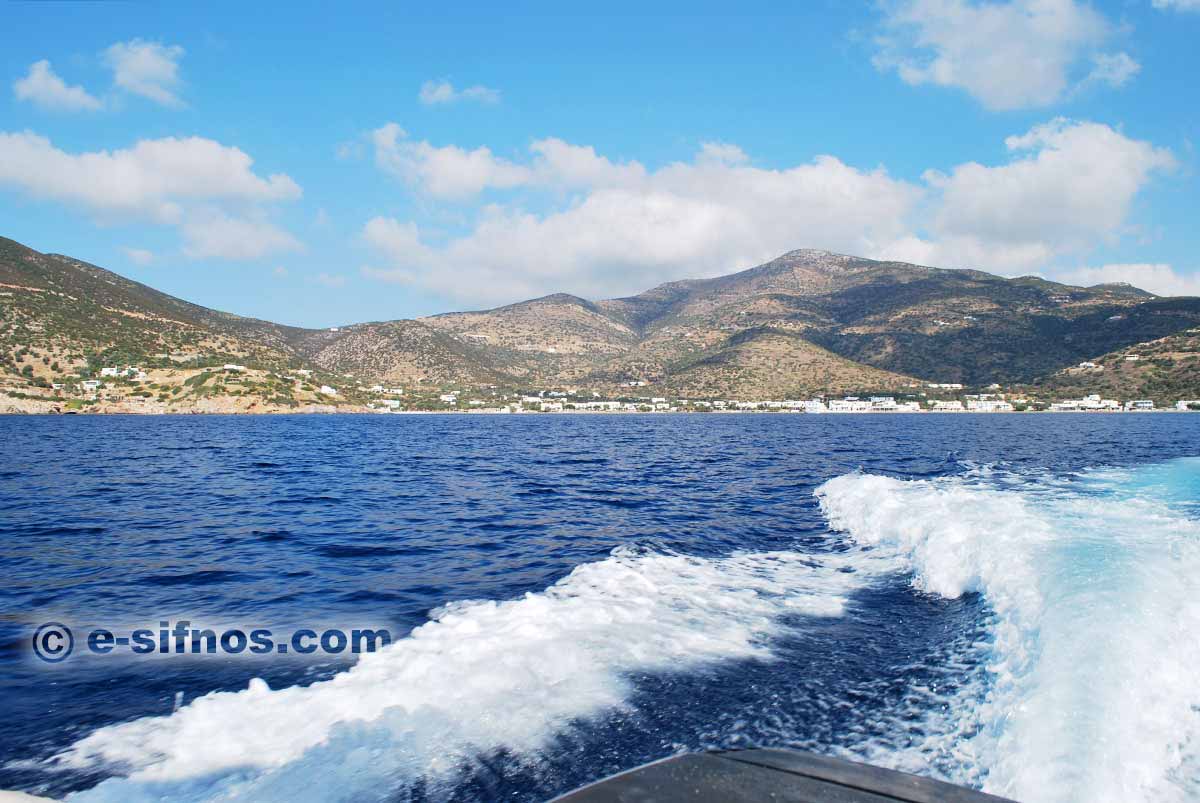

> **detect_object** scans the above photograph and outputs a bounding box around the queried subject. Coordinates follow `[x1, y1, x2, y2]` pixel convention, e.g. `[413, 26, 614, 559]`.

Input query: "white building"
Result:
[966, 399, 1014, 412]
[1176, 400, 1200, 410]
[99, 366, 146, 380]
[222, 364, 246, 372]
[1081, 395, 1120, 410]
[1125, 399, 1155, 411]
[438, 393, 458, 403]
[319, 385, 338, 396]
[930, 400, 965, 411]
[828, 398, 873, 413]
[1051, 395, 1120, 412]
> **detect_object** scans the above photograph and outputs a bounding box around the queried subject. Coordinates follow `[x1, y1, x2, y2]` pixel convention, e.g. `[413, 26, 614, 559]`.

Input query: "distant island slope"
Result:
[1, 235, 1197, 413]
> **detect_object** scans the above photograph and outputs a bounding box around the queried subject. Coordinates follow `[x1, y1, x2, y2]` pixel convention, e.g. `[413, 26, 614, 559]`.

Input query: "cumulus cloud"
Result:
[0, 132, 299, 220]
[361, 139, 921, 304]
[13, 60, 102, 112]
[873, 0, 1136, 110]
[371, 123, 530, 199]
[360, 119, 1175, 306]
[104, 39, 185, 106]
[896, 119, 1177, 271]
[0, 131, 303, 261]
[418, 79, 501, 105]
[1055, 264, 1200, 297]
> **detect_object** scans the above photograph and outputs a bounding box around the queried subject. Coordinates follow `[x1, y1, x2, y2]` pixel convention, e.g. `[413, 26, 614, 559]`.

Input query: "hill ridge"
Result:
[2, 234, 1199, 405]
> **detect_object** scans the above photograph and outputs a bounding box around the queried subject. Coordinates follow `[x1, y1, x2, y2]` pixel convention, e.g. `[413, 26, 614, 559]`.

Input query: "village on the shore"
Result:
[4, 354, 1195, 415]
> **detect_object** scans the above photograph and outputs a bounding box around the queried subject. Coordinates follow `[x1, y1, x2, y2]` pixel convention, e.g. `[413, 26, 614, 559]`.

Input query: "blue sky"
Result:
[2, 0, 1197, 328]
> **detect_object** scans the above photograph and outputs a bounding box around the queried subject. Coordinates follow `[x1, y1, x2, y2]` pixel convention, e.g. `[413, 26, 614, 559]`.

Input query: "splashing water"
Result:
[817, 459, 1200, 803]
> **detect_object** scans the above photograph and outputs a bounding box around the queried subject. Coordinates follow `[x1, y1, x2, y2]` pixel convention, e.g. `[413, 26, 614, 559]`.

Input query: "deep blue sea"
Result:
[2, 413, 1199, 803]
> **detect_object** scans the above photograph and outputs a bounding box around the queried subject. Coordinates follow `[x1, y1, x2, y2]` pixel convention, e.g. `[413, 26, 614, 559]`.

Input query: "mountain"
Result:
[2, 235, 1199, 410]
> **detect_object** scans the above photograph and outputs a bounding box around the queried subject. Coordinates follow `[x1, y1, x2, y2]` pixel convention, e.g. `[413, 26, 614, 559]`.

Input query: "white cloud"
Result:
[361, 119, 1175, 306]
[418, 79, 501, 105]
[104, 39, 185, 107]
[181, 211, 303, 261]
[873, 0, 1136, 110]
[1085, 52, 1140, 88]
[1054, 264, 1200, 297]
[902, 119, 1176, 272]
[0, 131, 303, 261]
[1152, 0, 1200, 10]
[371, 123, 530, 199]
[121, 246, 155, 266]
[362, 143, 921, 305]
[528, 138, 647, 187]
[0, 132, 300, 220]
[13, 60, 102, 112]
[697, 142, 751, 166]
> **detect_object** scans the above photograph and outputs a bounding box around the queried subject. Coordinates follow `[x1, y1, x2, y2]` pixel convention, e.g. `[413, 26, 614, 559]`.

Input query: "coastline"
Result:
[0, 395, 1190, 417]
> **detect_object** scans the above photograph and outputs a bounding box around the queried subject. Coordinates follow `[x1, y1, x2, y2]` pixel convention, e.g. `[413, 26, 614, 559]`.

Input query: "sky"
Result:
[1, 0, 1198, 328]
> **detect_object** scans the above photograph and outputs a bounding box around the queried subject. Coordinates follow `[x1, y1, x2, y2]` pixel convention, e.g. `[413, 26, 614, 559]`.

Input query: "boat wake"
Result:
[59, 547, 865, 802]
[817, 459, 1200, 803]
[54, 458, 1200, 803]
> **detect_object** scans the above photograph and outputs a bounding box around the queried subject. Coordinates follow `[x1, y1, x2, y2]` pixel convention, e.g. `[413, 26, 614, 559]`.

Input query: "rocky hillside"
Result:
[3, 234, 1199, 403]
[1032, 327, 1200, 403]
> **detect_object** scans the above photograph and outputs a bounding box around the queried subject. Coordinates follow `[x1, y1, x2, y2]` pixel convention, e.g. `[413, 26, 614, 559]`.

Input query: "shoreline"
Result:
[0, 405, 1192, 418]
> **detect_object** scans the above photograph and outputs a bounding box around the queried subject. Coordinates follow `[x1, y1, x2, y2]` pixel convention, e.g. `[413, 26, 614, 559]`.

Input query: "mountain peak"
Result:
[777, 248, 852, 261]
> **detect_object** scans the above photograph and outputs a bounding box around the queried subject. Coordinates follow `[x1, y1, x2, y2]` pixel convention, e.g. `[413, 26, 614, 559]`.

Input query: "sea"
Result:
[1, 412, 1199, 803]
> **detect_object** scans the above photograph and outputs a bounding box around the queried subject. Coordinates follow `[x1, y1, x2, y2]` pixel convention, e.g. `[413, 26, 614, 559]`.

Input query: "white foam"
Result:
[817, 465, 1200, 803]
[62, 546, 861, 802]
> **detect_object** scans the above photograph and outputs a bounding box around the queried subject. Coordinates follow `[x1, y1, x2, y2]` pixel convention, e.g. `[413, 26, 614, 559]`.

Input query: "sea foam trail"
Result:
[817, 461, 1200, 803]
[61, 547, 863, 802]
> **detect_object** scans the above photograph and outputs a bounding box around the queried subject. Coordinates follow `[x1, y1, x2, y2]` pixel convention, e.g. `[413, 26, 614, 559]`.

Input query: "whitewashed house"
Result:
[828, 398, 873, 413]
[966, 399, 1014, 412]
